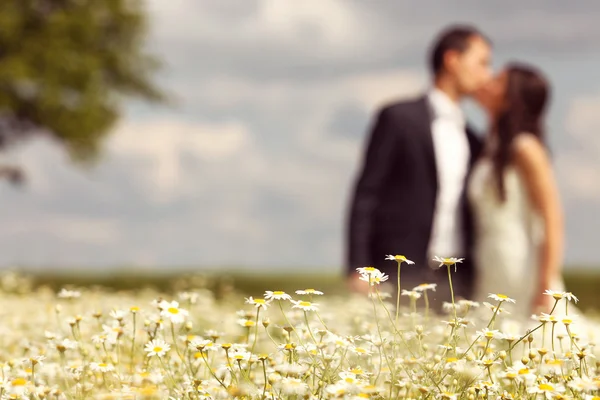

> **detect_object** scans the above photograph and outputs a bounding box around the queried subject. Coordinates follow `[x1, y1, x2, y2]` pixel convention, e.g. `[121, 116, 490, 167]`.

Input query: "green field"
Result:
[14, 268, 600, 313]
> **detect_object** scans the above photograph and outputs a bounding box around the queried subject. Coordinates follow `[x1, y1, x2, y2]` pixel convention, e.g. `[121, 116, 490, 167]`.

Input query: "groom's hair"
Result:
[430, 24, 490, 76]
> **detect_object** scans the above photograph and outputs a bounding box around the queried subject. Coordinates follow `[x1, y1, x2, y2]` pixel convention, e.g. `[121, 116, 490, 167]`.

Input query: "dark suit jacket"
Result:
[346, 95, 483, 297]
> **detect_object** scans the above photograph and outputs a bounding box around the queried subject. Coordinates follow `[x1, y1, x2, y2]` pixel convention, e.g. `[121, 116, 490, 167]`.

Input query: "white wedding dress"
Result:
[467, 139, 567, 319]
[467, 136, 599, 349]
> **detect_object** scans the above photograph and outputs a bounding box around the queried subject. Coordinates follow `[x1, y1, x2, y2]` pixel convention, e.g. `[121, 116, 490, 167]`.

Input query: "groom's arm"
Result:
[346, 106, 398, 277]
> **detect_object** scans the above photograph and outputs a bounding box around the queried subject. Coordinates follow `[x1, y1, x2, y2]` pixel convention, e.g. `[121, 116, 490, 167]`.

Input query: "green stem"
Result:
[395, 262, 402, 327]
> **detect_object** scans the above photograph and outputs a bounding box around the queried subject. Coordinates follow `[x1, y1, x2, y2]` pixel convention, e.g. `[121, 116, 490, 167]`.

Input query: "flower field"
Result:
[0, 263, 599, 399]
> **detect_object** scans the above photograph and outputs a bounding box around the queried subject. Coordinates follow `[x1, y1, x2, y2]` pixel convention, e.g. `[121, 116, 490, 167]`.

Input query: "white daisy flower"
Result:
[413, 283, 437, 292]
[476, 328, 501, 340]
[290, 300, 319, 312]
[159, 300, 189, 324]
[358, 270, 389, 286]
[295, 289, 324, 295]
[58, 288, 81, 299]
[488, 293, 516, 303]
[543, 290, 570, 301]
[356, 266, 381, 276]
[277, 377, 309, 396]
[458, 299, 480, 308]
[432, 256, 464, 271]
[90, 362, 115, 373]
[401, 290, 422, 300]
[264, 291, 292, 301]
[145, 339, 171, 358]
[527, 382, 565, 397]
[109, 309, 127, 320]
[244, 296, 272, 310]
[385, 254, 415, 264]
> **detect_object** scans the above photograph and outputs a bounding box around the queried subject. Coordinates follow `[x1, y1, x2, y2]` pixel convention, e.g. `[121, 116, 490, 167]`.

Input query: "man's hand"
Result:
[347, 273, 370, 295]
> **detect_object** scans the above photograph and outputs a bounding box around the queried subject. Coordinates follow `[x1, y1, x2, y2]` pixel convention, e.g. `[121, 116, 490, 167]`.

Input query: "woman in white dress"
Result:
[467, 63, 567, 320]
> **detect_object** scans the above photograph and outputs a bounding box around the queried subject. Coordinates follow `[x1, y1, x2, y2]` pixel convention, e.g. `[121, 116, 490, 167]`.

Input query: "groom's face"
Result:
[450, 35, 493, 96]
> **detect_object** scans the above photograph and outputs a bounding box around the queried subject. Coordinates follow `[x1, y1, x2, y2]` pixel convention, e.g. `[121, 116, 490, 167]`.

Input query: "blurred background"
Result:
[1, 1, 600, 304]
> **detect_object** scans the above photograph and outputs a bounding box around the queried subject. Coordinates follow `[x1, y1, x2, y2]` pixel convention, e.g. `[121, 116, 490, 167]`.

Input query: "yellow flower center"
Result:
[299, 301, 311, 307]
[11, 378, 27, 386]
[153, 346, 163, 353]
[363, 267, 376, 272]
[539, 383, 554, 391]
[305, 289, 315, 293]
[497, 294, 508, 299]
[273, 291, 285, 295]
[254, 299, 266, 304]
[518, 368, 529, 374]
[98, 363, 107, 367]
[168, 307, 179, 314]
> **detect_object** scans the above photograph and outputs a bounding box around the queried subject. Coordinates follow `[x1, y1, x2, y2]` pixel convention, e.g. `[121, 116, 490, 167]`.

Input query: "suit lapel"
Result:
[412, 96, 438, 191]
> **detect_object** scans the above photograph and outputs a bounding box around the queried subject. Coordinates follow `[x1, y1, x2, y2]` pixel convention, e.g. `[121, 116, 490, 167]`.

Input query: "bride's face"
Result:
[473, 70, 508, 116]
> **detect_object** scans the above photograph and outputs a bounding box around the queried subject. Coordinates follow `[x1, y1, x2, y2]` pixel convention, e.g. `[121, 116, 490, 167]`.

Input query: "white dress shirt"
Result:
[427, 88, 471, 258]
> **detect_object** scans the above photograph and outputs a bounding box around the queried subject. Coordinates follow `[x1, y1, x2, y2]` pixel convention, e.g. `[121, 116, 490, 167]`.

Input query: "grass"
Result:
[12, 267, 600, 312]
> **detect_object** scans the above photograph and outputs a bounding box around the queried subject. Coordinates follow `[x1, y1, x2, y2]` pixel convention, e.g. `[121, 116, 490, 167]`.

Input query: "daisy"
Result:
[458, 299, 480, 308]
[476, 328, 502, 340]
[189, 338, 213, 351]
[295, 289, 324, 295]
[291, 300, 319, 312]
[564, 292, 579, 303]
[401, 290, 422, 300]
[159, 300, 189, 324]
[356, 266, 381, 276]
[358, 269, 389, 286]
[145, 339, 171, 358]
[528, 382, 565, 398]
[90, 362, 115, 373]
[488, 293, 516, 304]
[543, 290, 569, 301]
[264, 291, 292, 301]
[109, 309, 127, 320]
[27, 355, 45, 367]
[245, 296, 272, 310]
[277, 377, 309, 396]
[58, 288, 81, 299]
[385, 254, 415, 264]
[432, 256, 464, 271]
[413, 283, 437, 292]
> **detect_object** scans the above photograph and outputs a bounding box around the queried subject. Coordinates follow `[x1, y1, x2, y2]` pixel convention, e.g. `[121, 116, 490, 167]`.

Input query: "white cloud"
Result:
[107, 119, 254, 200]
[557, 95, 600, 201]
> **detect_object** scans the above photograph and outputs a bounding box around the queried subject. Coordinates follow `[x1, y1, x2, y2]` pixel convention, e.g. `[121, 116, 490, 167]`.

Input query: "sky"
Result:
[1, 0, 600, 272]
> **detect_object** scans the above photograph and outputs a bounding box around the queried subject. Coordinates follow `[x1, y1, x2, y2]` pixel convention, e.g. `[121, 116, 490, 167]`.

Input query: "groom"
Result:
[346, 25, 492, 308]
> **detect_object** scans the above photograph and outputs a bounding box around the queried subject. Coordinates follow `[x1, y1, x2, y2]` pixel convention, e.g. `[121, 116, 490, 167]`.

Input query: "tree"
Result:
[0, 0, 165, 182]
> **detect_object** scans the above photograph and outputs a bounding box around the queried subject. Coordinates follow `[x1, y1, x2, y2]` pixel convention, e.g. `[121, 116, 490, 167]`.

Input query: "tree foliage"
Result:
[0, 0, 164, 173]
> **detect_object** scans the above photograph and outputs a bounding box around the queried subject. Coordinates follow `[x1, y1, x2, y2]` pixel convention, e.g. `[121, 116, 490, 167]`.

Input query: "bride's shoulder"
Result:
[512, 133, 551, 175]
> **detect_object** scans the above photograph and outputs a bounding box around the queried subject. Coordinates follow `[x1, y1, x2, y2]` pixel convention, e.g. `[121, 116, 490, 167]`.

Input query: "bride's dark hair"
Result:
[493, 63, 550, 202]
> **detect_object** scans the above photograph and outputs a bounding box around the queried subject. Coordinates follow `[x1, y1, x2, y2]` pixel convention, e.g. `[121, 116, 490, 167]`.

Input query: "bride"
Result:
[468, 63, 574, 321]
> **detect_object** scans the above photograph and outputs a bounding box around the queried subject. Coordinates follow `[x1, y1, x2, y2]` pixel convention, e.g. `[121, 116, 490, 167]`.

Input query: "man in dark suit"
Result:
[346, 25, 493, 309]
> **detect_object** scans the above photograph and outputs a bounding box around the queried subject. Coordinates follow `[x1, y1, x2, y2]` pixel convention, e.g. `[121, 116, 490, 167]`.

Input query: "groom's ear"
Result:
[443, 50, 461, 74]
